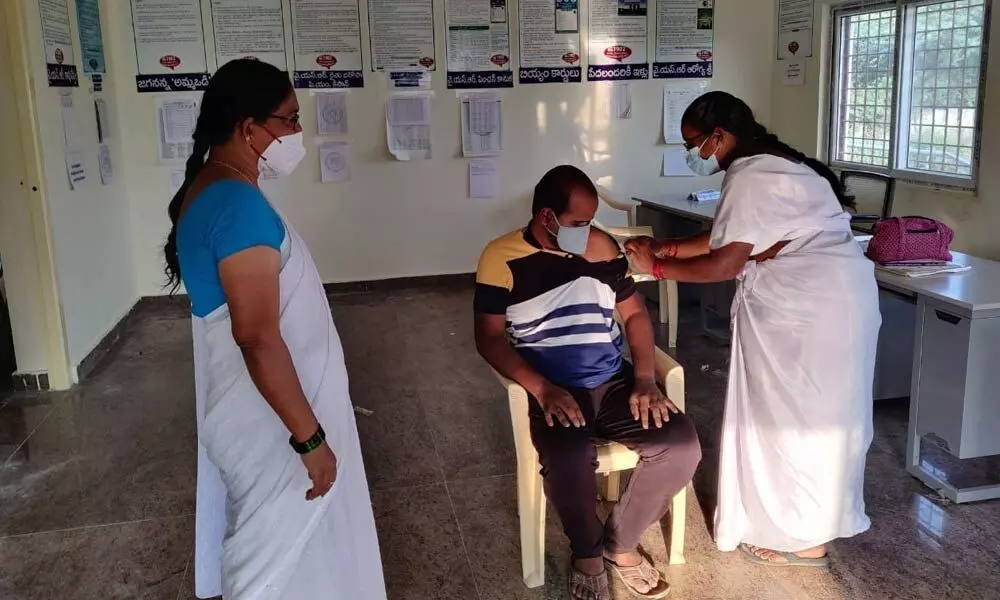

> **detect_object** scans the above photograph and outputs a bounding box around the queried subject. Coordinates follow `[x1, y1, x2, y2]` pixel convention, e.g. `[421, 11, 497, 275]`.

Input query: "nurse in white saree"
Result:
[626, 91, 880, 568]
[163, 60, 386, 599]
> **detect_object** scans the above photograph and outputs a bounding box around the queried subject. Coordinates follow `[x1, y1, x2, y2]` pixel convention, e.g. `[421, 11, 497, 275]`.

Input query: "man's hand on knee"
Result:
[629, 378, 679, 429]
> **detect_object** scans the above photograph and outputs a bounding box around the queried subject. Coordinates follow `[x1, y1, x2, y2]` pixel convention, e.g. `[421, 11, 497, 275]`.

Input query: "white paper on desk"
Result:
[65, 150, 86, 190]
[94, 98, 110, 143]
[662, 146, 694, 177]
[319, 141, 351, 183]
[461, 94, 502, 158]
[469, 158, 498, 198]
[608, 83, 632, 120]
[156, 98, 199, 163]
[316, 91, 348, 136]
[386, 93, 432, 161]
[168, 168, 187, 197]
[98, 144, 113, 185]
[663, 81, 708, 144]
[60, 92, 80, 148]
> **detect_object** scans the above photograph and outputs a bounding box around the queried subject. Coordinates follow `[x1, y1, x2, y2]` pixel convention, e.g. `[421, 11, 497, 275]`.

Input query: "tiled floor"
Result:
[2, 285, 1000, 599]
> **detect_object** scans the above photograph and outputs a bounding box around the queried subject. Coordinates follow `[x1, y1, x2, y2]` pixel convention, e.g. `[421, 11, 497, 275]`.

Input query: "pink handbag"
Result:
[866, 217, 954, 264]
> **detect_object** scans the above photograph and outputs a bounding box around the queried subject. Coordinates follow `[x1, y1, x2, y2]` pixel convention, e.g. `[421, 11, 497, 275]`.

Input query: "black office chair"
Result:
[840, 170, 895, 234]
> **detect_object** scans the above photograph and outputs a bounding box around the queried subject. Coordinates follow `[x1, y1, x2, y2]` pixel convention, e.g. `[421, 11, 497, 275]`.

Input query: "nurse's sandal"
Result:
[603, 554, 671, 599]
[739, 543, 831, 569]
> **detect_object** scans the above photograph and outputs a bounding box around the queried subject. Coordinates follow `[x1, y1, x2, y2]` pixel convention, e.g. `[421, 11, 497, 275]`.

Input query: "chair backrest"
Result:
[595, 184, 639, 227]
[840, 170, 895, 219]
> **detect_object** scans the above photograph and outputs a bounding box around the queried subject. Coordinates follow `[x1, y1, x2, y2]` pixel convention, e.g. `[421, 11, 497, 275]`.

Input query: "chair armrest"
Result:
[654, 348, 685, 413]
[492, 367, 537, 467]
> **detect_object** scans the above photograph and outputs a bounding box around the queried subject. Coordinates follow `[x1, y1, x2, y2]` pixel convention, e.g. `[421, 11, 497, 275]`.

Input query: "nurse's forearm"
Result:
[656, 232, 710, 259]
[652, 254, 739, 283]
[240, 335, 320, 443]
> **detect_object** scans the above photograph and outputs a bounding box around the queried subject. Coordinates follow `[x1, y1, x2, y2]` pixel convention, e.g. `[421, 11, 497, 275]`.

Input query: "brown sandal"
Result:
[603, 553, 670, 599]
[567, 564, 610, 600]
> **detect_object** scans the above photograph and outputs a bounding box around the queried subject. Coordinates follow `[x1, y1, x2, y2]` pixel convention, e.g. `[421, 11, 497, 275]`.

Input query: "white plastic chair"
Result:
[493, 348, 687, 588]
[596, 184, 640, 227]
[596, 223, 679, 349]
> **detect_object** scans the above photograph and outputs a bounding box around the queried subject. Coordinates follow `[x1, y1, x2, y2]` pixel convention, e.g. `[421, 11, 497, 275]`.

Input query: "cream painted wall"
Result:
[104, 0, 777, 297]
[771, 1, 1000, 259]
[19, 0, 136, 372]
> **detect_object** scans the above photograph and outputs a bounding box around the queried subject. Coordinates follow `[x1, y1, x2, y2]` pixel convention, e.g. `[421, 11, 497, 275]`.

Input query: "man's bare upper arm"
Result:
[474, 311, 508, 344]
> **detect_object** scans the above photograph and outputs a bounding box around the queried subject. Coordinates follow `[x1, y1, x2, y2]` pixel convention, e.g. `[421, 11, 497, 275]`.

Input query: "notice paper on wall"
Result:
[783, 61, 805, 86]
[368, 0, 437, 71]
[319, 141, 351, 182]
[605, 83, 632, 120]
[469, 158, 499, 198]
[40, 0, 79, 87]
[156, 98, 199, 163]
[663, 80, 708, 144]
[518, 0, 582, 83]
[130, 0, 209, 92]
[316, 91, 348, 135]
[460, 93, 502, 157]
[290, 0, 365, 89]
[386, 93, 433, 161]
[662, 146, 694, 177]
[60, 92, 81, 149]
[444, 0, 513, 89]
[653, 0, 714, 79]
[586, 0, 649, 81]
[211, 0, 288, 69]
[65, 150, 86, 190]
[777, 0, 814, 60]
[75, 0, 106, 74]
[168, 169, 187, 197]
[98, 144, 114, 185]
[94, 97, 110, 143]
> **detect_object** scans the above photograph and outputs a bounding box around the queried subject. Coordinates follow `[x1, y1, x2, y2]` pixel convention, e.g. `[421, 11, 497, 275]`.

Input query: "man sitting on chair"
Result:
[474, 165, 701, 600]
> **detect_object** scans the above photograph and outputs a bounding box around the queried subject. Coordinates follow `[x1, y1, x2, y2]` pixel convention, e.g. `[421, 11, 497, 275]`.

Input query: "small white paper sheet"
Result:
[316, 91, 348, 135]
[461, 94, 502, 158]
[783, 61, 805, 86]
[608, 83, 632, 120]
[168, 169, 187, 197]
[469, 158, 498, 198]
[662, 146, 695, 177]
[320, 141, 351, 182]
[94, 97, 110, 143]
[98, 144, 113, 185]
[157, 98, 199, 163]
[65, 150, 86, 190]
[386, 93, 432, 161]
[663, 81, 708, 144]
[60, 92, 80, 148]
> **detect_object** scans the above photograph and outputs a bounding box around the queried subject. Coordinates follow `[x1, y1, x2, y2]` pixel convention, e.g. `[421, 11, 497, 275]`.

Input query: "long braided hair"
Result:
[163, 59, 293, 292]
[682, 91, 854, 209]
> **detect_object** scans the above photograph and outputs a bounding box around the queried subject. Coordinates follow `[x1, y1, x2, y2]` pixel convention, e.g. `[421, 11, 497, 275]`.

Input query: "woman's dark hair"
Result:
[532, 165, 598, 216]
[163, 59, 293, 291]
[682, 91, 853, 209]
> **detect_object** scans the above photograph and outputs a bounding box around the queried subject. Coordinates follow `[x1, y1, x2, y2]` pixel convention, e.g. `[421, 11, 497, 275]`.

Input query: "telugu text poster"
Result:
[445, 0, 514, 89]
[290, 0, 365, 88]
[211, 0, 288, 70]
[518, 0, 582, 84]
[368, 0, 437, 71]
[40, 0, 78, 87]
[130, 0, 210, 93]
[653, 0, 714, 79]
[587, 0, 649, 81]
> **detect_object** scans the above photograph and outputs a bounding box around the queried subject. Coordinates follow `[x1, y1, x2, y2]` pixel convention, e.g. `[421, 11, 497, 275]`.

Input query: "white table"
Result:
[634, 192, 1000, 503]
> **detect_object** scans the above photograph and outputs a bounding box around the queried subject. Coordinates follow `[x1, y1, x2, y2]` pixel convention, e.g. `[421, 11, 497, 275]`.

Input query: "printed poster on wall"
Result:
[445, 0, 513, 89]
[130, 0, 210, 93]
[777, 0, 814, 60]
[75, 0, 106, 74]
[587, 0, 649, 81]
[518, 0, 582, 84]
[39, 0, 78, 87]
[653, 0, 714, 79]
[368, 0, 437, 71]
[290, 0, 365, 88]
[211, 0, 288, 69]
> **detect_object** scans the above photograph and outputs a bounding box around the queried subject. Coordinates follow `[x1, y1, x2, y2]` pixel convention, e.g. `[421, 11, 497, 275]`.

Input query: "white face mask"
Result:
[686, 136, 722, 177]
[258, 131, 306, 177]
[546, 216, 590, 255]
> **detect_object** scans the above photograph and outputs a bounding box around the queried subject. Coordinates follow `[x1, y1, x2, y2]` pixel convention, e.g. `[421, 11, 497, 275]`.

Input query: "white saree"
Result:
[191, 221, 385, 599]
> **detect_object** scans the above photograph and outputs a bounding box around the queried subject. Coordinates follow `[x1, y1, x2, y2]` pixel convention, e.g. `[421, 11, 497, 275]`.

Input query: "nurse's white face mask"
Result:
[686, 135, 722, 177]
[258, 131, 307, 177]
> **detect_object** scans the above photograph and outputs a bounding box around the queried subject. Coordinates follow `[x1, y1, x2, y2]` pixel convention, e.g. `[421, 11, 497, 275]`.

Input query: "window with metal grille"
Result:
[829, 0, 990, 188]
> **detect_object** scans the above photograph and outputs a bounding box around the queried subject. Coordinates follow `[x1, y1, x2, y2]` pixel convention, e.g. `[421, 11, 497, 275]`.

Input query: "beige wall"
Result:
[104, 0, 778, 296]
[771, 1, 1000, 259]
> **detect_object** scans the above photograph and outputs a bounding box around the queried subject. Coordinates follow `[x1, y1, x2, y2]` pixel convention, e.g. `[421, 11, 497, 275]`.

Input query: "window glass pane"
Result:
[833, 8, 898, 167]
[903, 0, 985, 178]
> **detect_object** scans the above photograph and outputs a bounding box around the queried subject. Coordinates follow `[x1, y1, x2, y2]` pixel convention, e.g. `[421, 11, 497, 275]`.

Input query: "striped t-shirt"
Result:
[474, 228, 636, 389]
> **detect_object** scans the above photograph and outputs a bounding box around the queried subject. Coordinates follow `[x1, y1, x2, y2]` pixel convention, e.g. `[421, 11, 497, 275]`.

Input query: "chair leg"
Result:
[668, 486, 687, 565]
[665, 280, 679, 348]
[604, 471, 621, 502]
[518, 463, 547, 588]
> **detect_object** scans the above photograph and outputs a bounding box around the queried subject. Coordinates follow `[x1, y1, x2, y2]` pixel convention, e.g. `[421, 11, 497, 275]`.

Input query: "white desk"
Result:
[634, 192, 1000, 503]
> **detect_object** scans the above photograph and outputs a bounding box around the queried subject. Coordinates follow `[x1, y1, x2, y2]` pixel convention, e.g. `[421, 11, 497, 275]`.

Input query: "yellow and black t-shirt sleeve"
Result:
[474, 238, 516, 315]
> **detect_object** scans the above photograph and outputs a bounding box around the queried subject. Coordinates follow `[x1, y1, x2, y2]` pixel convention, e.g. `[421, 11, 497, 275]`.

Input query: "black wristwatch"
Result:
[290, 425, 326, 454]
